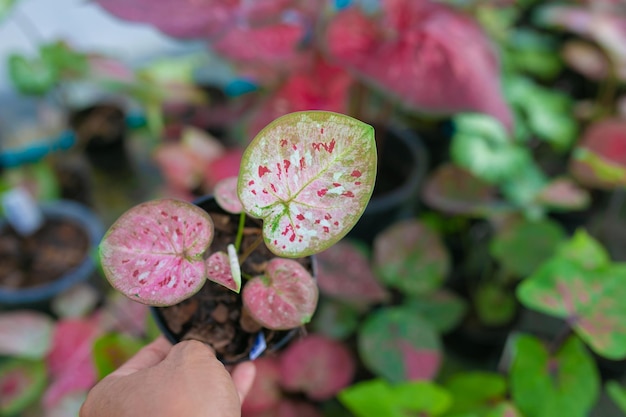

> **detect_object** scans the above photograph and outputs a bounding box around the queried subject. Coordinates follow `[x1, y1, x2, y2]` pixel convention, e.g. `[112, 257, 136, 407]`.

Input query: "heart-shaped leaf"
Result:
[238, 111, 376, 258]
[324, 0, 513, 129]
[317, 240, 388, 305]
[99, 199, 214, 306]
[339, 379, 452, 417]
[205, 245, 242, 293]
[421, 163, 498, 215]
[0, 311, 54, 359]
[214, 177, 243, 214]
[310, 298, 360, 340]
[510, 334, 599, 417]
[517, 231, 626, 359]
[92, 333, 144, 379]
[569, 119, 626, 189]
[535, 177, 591, 211]
[358, 307, 442, 383]
[279, 335, 356, 400]
[0, 359, 47, 416]
[242, 258, 318, 330]
[490, 217, 566, 278]
[8, 54, 58, 95]
[374, 219, 450, 296]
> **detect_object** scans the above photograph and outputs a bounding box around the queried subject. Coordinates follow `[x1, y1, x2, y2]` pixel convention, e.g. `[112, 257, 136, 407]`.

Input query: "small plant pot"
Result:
[151, 195, 316, 364]
[0, 199, 104, 311]
[348, 124, 428, 245]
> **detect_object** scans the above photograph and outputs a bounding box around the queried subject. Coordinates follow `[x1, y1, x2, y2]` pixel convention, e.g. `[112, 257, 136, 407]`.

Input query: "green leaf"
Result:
[238, 111, 377, 258]
[40, 41, 89, 78]
[310, 298, 361, 340]
[505, 29, 563, 80]
[0, 359, 47, 416]
[93, 333, 144, 379]
[373, 219, 450, 296]
[606, 381, 626, 414]
[490, 217, 566, 277]
[403, 290, 467, 333]
[474, 283, 518, 327]
[339, 379, 452, 417]
[444, 372, 507, 415]
[358, 307, 442, 383]
[510, 334, 599, 417]
[557, 229, 611, 271]
[451, 114, 532, 184]
[572, 148, 626, 188]
[8, 54, 58, 95]
[500, 161, 548, 211]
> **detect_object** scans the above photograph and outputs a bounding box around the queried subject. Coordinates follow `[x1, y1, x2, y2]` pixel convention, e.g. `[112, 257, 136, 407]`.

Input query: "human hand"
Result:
[80, 336, 256, 417]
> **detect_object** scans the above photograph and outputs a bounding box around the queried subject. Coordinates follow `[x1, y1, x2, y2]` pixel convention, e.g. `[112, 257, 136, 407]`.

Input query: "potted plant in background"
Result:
[99, 110, 377, 362]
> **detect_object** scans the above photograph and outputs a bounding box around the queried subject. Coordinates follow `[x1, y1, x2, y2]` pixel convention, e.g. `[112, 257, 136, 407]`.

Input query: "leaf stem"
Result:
[234, 212, 246, 252]
[238, 234, 264, 265]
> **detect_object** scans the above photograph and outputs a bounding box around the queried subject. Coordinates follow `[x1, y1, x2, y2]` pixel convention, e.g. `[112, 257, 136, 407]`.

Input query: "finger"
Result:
[231, 361, 256, 402]
[110, 336, 172, 377]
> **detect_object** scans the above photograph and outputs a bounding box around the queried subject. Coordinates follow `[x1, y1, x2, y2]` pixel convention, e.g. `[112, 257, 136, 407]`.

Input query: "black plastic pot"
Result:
[151, 195, 315, 364]
[0, 200, 104, 311]
[348, 123, 428, 245]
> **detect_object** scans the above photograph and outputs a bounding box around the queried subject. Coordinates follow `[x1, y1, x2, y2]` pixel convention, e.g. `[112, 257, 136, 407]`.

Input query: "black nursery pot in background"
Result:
[151, 195, 315, 365]
[348, 124, 428, 245]
[0, 199, 104, 312]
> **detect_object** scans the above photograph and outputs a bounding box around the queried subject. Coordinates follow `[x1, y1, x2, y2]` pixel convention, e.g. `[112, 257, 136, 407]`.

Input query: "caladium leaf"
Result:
[324, 0, 513, 129]
[99, 199, 214, 306]
[0, 359, 47, 416]
[474, 283, 518, 327]
[403, 290, 467, 333]
[339, 379, 452, 417]
[0, 311, 54, 359]
[279, 335, 356, 400]
[569, 119, 626, 189]
[242, 258, 318, 330]
[214, 177, 243, 214]
[490, 217, 566, 278]
[92, 333, 144, 379]
[451, 114, 532, 184]
[238, 111, 376, 258]
[443, 372, 507, 415]
[421, 163, 498, 215]
[535, 177, 591, 211]
[373, 219, 450, 296]
[8, 54, 58, 95]
[310, 298, 360, 340]
[205, 245, 242, 293]
[358, 307, 442, 383]
[510, 334, 599, 417]
[317, 240, 388, 305]
[517, 230, 626, 359]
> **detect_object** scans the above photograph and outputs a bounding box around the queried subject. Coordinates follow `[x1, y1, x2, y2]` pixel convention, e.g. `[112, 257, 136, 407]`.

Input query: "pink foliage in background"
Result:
[325, 0, 513, 129]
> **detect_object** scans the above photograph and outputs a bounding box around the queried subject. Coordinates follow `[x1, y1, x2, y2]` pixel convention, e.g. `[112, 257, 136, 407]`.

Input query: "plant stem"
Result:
[548, 322, 573, 355]
[238, 234, 264, 265]
[234, 212, 246, 252]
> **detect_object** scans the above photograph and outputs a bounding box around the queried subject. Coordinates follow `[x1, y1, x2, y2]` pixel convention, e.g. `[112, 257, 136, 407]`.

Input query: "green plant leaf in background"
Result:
[338, 379, 452, 417]
[40, 41, 89, 78]
[510, 334, 599, 417]
[500, 161, 548, 214]
[443, 371, 508, 416]
[93, 333, 145, 379]
[606, 380, 626, 414]
[534, 177, 591, 211]
[474, 283, 518, 327]
[571, 148, 626, 189]
[504, 29, 563, 80]
[517, 231, 626, 358]
[490, 217, 567, 278]
[8, 53, 58, 96]
[403, 290, 467, 333]
[358, 307, 442, 383]
[0, 359, 47, 416]
[373, 219, 450, 296]
[310, 297, 361, 340]
[421, 163, 498, 216]
[0, 0, 16, 22]
[451, 113, 532, 184]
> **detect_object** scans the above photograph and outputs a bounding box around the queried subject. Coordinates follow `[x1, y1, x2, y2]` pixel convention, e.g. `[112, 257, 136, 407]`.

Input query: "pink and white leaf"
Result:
[279, 335, 355, 400]
[205, 245, 242, 293]
[0, 311, 54, 359]
[325, 0, 513, 130]
[215, 177, 244, 214]
[99, 199, 214, 306]
[242, 258, 318, 330]
[238, 111, 376, 258]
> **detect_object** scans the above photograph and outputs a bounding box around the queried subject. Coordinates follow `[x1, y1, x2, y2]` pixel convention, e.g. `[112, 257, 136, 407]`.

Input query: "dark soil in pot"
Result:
[153, 196, 313, 364]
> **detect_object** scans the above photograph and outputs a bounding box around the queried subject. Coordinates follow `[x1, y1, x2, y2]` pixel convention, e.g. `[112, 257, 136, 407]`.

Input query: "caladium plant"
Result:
[100, 111, 376, 335]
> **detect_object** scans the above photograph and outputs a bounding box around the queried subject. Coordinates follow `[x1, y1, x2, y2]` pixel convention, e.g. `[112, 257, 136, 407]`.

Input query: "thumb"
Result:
[231, 361, 256, 402]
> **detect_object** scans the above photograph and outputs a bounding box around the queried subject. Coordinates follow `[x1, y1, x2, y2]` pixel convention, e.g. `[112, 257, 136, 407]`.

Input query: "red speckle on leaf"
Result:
[324, 213, 332, 220]
[139, 279, 147, 285]
[355, 181, 362, 186]
[299, 157, 306, 170]
[328, 139, 336, 153]
[317, 188, 328, 197]
[321, 127, 325, 134]
[351, 170, 362, 178]
[175, 228, 182, 236]
[296, 214, 305, 221]
[262, 189, 268, 194]
[312, 139, 337, 153]
[334, 221, 339, 226]
[342, 191, 355, 198]
[274, 240, 278, 245]
[171, 215, 178, 221]
[160, 211, 168, 217]
[284, 159, 291, 173]
[248, 180, 255, 186]
[315, 219, 321, 224]
[280, 138, 288, 147]
[132, 270, 139, 278]
[271, 184, 277, 193]
[333, 182, 341, 187]
[252, 190, 257, 195]
[121, 259, 130, 264]
[258, 165, 270, 178]
[282, 224, 297, 242]
[323, 226, 330, 233]
[292, 144, 297, 150]
[276, 163, 283, 180]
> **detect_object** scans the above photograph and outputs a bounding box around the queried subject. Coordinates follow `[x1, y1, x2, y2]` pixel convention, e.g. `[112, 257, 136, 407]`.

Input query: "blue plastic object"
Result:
[0, 130, 76, 169]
